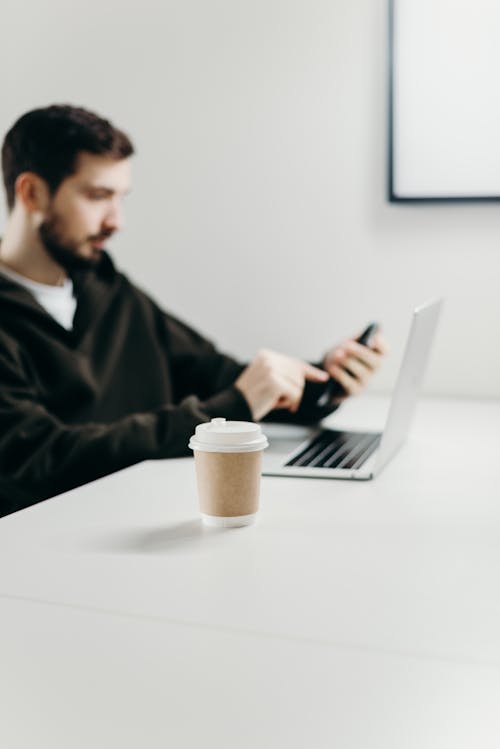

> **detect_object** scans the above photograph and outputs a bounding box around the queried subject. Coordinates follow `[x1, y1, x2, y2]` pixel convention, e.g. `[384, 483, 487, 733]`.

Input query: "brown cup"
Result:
[189, 418, 268, 527]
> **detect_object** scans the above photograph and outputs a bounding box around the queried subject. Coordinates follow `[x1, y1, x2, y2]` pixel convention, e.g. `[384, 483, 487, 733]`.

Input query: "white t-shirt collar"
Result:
[0, 264, 77, 331]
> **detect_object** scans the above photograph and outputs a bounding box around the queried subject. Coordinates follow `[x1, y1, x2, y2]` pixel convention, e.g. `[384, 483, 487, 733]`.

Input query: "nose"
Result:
[103, 198, 124, 232]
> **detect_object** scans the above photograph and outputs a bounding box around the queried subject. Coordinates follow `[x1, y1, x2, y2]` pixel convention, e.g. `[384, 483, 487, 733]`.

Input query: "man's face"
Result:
[39, 152, 132, 271]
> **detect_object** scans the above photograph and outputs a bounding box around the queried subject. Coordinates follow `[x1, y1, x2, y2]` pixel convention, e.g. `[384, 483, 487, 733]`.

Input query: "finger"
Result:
[372, 332, 390, 355]
[302, 362, 329, 383]
[276, 397, 300, 413]
[339, 355, 371, 384]
[275, 394, 301, 413]
[329, 364, 363, 396]
[325, 347, 347, 369]
[274, 373, 303, 411]
[351, 332, 389, 357]
[345, 341, 383, 370]
[324, 345, 362, 378]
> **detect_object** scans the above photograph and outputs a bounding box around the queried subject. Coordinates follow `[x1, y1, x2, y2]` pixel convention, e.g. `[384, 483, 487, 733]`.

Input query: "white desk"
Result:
[1, 396, 499, 748]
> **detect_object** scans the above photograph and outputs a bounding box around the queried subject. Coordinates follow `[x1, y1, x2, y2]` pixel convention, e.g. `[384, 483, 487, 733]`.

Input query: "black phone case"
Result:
[316, 322, 379, 408]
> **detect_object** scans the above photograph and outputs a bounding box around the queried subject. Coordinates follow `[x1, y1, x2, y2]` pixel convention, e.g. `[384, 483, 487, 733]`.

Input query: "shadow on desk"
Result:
[73, 519, 226, 556]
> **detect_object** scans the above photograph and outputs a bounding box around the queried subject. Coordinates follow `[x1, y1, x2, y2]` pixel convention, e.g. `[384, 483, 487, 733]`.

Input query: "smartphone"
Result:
[316, 322, 380, 408]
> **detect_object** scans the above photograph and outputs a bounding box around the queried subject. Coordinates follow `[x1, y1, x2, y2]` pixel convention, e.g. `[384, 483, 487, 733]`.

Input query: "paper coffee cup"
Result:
[189, 418, 268, 527]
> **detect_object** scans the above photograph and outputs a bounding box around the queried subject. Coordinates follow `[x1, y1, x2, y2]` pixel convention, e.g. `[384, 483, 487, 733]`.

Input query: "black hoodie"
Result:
[0, 253, 334, 516]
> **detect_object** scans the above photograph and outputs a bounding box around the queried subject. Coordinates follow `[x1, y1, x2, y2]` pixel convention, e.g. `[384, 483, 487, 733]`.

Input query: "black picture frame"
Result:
[388, 0, 500, 204]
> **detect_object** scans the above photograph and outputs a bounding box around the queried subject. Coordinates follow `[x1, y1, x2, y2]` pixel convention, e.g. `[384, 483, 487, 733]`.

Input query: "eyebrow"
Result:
[80, 184, 131, 196]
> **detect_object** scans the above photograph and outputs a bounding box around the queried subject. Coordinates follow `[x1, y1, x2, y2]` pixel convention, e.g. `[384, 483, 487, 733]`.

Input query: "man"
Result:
[0, 105, 387, 517]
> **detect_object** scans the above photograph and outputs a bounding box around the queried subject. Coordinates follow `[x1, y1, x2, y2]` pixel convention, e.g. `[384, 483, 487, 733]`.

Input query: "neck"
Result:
[0, 207, 67, 286]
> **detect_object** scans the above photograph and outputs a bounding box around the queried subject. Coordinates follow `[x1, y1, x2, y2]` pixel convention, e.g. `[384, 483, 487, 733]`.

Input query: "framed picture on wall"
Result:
[389, 0, 500, 202]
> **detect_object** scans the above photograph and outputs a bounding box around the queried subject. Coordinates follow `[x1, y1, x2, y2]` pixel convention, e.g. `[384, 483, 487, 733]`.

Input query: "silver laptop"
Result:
[262, 298, 442, 480]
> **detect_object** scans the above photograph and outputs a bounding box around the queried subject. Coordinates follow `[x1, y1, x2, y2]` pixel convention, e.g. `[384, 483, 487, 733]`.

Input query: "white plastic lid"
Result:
[189, 418, 269, 453]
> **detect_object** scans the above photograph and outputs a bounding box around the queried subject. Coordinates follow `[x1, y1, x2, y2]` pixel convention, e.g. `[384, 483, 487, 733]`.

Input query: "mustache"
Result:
[89, 230, 115, 242]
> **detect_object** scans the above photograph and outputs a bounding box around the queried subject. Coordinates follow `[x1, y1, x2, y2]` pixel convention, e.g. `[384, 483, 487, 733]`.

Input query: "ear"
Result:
[15, 172, 51, 213]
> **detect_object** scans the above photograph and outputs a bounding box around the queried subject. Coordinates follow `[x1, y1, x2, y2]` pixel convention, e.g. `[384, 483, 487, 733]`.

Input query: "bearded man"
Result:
[0, 105, 387, 516]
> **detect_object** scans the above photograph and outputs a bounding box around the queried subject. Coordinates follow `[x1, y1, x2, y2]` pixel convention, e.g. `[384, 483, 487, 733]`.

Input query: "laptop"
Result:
[262, 298, 443, 480]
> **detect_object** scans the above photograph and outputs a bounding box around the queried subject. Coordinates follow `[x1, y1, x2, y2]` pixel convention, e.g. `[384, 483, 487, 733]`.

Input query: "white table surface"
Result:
[1, 395, 499, 748]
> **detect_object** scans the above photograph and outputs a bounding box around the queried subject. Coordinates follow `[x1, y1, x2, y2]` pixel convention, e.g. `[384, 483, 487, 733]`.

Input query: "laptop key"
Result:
[286, 431, 346, 467]
[285, 430, 378, 469]
[339, 434, 381, 470]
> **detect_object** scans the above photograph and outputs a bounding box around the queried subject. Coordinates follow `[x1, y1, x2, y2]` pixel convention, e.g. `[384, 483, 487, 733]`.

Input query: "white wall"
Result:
[1, 0, 499, 398]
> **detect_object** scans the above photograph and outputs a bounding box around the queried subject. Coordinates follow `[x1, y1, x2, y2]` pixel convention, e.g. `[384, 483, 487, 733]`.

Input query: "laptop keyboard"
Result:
[285, 430, 381, 470]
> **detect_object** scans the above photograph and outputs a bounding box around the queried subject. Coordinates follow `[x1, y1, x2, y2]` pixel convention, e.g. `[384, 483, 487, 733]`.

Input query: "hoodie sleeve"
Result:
[0, 346, 251, 517]
[160, 310, 339, 425]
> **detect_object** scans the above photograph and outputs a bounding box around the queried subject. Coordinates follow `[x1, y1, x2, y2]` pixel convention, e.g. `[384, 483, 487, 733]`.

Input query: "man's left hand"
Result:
[322, 331, 389, 402]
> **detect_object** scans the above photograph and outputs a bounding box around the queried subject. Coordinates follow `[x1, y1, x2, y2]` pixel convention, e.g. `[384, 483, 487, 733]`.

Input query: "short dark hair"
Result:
[1, 105, 134, 210]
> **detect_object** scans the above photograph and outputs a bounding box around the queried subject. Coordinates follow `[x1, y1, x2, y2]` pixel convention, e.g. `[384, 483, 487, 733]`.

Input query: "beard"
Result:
[39, 213, 113, 273]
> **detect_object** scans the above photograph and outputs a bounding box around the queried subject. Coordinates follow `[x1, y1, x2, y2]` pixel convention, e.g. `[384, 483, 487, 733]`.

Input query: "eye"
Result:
[88, 192, 108, 201]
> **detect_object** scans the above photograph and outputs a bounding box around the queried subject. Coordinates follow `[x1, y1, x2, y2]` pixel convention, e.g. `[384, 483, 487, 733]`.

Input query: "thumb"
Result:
[303, 362, 330, 382]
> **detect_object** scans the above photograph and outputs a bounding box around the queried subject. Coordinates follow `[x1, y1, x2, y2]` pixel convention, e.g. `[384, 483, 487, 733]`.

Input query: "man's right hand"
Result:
[234, 349, 329, 422]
